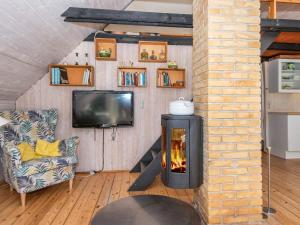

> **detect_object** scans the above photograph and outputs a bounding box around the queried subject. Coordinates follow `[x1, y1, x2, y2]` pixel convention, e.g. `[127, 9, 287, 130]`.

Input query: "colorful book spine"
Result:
[82, 69, 90, 85]
[139, 72, 145, 86]
[56, 68, 61, 84]
[125, 72, 130, 86]
[52, 68, 60, 84]
[85, 69, 90, 85]
[118, 71, 122, 86]
[118, 70, 146, 87]
[51, 68, 55, 84]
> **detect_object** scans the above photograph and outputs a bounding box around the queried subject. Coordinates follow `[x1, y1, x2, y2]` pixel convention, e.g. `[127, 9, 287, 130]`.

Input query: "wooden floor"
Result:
[0, 154, 299, 225]
[0, 172, 193, 225]
[263, 154, 300, 225]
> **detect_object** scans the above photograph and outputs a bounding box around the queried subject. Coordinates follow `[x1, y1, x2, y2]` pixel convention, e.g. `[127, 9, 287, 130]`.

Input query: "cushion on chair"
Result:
[16, 155, 78, 177]
[35, 139, 61, 157]
[18, 143, 42, 161]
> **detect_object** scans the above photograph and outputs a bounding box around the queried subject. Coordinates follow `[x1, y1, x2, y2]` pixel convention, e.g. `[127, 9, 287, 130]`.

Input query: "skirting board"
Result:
[272, 150, 300, 159]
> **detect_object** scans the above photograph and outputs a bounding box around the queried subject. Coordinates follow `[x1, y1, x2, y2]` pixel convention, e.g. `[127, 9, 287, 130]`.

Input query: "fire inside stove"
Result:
[171, 128, 186, 173]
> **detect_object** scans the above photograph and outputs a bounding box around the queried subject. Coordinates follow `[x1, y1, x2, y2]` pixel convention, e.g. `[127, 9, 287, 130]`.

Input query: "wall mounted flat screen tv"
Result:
[72, 90, 134, 128]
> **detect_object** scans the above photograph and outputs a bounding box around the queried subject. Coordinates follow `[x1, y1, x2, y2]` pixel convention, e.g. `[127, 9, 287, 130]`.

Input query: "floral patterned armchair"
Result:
[0, 109, 79, 207]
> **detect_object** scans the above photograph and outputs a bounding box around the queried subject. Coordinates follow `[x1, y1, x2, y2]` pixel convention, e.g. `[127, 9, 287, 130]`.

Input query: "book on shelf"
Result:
[51, 68, 61, 85]
[82, 69, 91, 85]
[60, 68, 69, 84]
[158, 71, 171, 87]
[118, 70, 146, 87]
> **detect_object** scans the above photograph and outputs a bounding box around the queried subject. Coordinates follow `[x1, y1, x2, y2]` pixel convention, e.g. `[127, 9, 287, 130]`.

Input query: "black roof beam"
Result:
[268, 42, 300, 52]
[62, 7, 193, 28]
[261, 19, 300, 32]
[84, 32, 192, 46]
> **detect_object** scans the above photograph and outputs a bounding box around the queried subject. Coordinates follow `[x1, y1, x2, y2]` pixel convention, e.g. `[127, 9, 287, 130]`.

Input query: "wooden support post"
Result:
[69, 179, 73, 192]
[20, 193, 26, 208]
[269, 0, 277, 19]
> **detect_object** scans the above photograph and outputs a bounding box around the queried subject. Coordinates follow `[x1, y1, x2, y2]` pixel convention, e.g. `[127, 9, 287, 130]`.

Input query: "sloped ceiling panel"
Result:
[104, 0, 193, 35]
[0, 0, 131, 101]
[261, 2, 300, 19]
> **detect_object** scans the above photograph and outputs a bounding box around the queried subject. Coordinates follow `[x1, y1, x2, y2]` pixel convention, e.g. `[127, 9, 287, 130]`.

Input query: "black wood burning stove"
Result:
[161, 114, 203, 189]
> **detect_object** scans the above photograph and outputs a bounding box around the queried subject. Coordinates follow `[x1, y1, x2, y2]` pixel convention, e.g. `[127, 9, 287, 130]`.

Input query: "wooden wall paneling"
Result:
[0, 100, 15, 110]
[16, 42, 192, 172]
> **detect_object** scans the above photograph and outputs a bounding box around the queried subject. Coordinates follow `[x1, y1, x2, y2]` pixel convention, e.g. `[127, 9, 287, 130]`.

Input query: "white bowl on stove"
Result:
[169, 97, 194, 115]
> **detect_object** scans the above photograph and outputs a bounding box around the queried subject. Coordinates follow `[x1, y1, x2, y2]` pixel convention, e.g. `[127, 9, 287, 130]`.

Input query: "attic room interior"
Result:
[2, 0, 300, 224]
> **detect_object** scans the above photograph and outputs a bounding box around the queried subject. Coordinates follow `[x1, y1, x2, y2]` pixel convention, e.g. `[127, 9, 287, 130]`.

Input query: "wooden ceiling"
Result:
[0, 0, 131, 101]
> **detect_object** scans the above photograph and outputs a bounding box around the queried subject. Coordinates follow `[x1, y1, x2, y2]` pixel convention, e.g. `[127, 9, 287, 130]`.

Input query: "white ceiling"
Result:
[0, 0, 131, 101]
[1, 0, 300, 101]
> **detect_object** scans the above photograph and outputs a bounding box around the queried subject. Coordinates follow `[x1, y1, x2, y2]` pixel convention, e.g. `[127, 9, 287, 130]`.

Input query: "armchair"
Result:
[0, 109, 79, 207]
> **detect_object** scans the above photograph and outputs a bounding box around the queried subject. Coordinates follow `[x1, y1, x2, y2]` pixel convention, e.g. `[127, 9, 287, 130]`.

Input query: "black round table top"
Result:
[92, 195, 201, 225]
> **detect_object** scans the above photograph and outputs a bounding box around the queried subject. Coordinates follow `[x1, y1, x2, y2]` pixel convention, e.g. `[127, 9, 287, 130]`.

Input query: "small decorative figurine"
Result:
[85, 53, 89, 65]
[75, 52, 79, 65]
[159, 49, 165, 60]
[149, 50, 157, 60]
[99, 48, 112, 58]
[141, 49, 149, 60]
[168, 61, 178, 69]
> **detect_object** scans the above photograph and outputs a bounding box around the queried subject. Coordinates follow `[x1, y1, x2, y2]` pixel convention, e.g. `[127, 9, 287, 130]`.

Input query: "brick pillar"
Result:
[193, 0, 262, 224]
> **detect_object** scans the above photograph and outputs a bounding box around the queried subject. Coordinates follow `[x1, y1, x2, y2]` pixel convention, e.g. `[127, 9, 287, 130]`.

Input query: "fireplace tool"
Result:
[263, 146, 276, 218]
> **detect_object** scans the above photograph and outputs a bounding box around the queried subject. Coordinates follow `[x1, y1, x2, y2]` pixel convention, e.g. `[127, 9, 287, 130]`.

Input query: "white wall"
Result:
[16, 42, 193, 172]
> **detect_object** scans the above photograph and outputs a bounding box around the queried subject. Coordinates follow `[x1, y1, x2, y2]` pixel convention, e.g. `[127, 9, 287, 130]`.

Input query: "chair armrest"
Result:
[3, 141, 22, 168]
[59, 136, 80, 157]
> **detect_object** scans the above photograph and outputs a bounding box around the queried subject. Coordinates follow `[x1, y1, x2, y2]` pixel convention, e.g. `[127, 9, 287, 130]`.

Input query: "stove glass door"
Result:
[170, 128, 186, 173]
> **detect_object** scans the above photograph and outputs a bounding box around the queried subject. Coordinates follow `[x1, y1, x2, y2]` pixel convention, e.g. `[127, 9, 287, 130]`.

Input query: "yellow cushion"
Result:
[18, 143, 42, 162]
[35, 139, 61, 157]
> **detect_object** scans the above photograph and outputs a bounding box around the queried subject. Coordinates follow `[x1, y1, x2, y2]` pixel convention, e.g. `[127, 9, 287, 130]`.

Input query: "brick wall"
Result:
[193, 0, 262, 224]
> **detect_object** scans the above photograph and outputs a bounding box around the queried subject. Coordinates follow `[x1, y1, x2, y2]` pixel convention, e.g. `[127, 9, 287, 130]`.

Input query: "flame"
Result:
[171, 143, 186, 173]
[162, 151, 167, 169]
[161, 128, 186, 173]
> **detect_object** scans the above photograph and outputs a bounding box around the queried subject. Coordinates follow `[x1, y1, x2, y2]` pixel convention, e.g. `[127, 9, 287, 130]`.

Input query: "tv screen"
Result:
[72, 91, 134, 128]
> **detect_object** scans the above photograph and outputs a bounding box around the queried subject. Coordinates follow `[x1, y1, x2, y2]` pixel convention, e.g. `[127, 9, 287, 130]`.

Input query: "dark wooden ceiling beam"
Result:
[84, 32, 192, 46]
[261, 19, 300, 32]
[268, 42, 300, 51]
[62, 7, 193, 28]
[261, 31, 280, 53]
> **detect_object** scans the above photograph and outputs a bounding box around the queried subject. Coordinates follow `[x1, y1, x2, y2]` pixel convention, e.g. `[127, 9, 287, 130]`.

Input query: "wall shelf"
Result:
[95, 38, 117, 61]
[157, 68, 185, 88]
[49, 64, 94, 87]
[118, 67, 147, 87]
[138, 41, 167, 63]
[269, 59, 300, 93]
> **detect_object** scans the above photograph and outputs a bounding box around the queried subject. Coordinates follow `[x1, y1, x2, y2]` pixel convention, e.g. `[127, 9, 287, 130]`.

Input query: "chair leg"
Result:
[69, 179, 73, 192]
[9, 185, 13, 191]
[20, 193, 26, 208]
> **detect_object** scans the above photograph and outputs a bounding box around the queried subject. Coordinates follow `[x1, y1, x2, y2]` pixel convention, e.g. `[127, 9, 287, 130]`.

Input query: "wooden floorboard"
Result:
[0, 154, 299, 225]
[263, 154, 300, 225]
